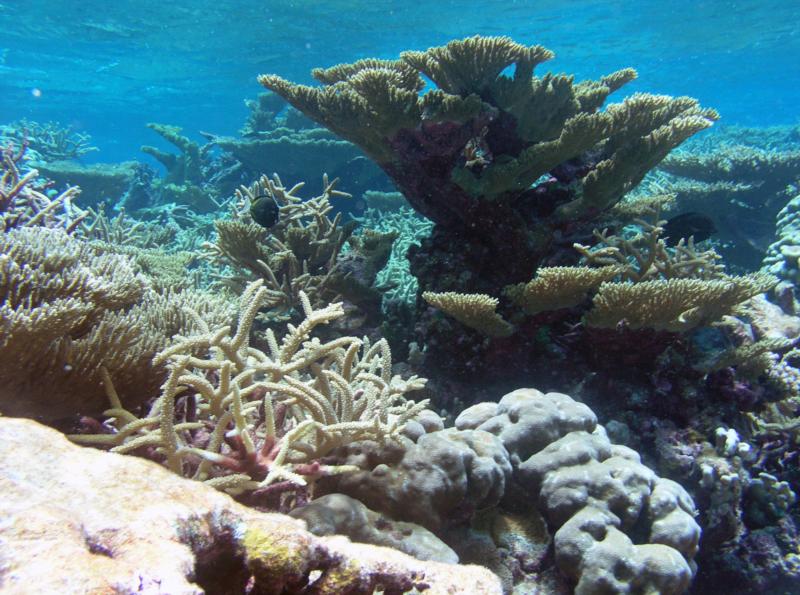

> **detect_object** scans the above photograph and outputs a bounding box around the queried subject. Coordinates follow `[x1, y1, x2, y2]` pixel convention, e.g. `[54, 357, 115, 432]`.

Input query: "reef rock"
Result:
[0, 417, 502, 594]
[290, 493, 459, 564]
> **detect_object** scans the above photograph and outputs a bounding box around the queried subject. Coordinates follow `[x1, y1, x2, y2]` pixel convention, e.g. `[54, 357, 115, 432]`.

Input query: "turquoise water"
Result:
[2, 0, 797, 163]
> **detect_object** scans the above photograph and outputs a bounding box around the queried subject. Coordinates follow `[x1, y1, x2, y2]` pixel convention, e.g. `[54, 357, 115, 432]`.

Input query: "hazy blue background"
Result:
[1, 0, 797, 163]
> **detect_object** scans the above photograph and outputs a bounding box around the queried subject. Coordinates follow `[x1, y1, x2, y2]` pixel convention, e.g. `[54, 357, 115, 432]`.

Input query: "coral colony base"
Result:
[2, 36, 800, 594]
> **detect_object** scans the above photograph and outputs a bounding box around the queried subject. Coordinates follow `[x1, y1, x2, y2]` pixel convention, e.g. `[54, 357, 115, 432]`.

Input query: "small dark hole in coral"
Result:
[83, 532, 114, 558]
[613, 559, 633, 581]
[375, 517, 393, 531]
[191, 528, 251, 595]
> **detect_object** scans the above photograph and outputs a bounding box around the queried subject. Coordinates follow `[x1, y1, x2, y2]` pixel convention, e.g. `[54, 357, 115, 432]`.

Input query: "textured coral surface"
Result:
[0, 417, 502, 594]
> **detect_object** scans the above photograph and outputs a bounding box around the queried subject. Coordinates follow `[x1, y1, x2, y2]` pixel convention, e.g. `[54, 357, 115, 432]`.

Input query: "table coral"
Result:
[260, 35, 716, 296]
[655, 129, 800, 268]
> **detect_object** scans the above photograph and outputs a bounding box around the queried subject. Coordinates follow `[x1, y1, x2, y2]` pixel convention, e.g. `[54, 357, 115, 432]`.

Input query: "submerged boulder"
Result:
[0, 417, 502, 594]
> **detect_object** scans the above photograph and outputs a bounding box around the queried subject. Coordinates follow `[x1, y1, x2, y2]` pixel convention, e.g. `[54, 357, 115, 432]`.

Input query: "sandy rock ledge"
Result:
[0, 417, 502, 594]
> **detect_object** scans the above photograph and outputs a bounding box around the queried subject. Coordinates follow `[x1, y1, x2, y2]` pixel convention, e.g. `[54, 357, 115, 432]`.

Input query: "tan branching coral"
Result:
[574, 208, 725, 282]
[1, 143, 85, 232]
[585, 273, 778, 331]
[423, 291, 513, 338]
[5, 119, 98, 161]
[425, 201, 772, 336]
[0, 227, 234, 421]
[504, 266, 624, 315]
[609, 192, 677, 220]
[698, 337, 794, 375]
[72, 280, 429, 495]
[78, 204, 178, 249]
[205, 174, 352, 319]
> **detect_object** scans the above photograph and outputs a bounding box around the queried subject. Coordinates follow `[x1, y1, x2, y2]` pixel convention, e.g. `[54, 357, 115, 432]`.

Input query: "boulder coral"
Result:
[457, 389, 701, 594]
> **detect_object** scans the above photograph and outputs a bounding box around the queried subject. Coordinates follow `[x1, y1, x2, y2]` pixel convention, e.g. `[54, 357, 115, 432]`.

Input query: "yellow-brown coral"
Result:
[585, 273, 777, 331]
[423, 291, 513, 337]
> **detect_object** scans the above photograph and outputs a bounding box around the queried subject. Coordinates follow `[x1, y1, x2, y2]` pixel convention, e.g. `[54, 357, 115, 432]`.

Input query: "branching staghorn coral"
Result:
[3, 119, 98, 162]
[0, 227, 234, 421]
[1, 142, 85, 232]
[71, 280, 429, 496]
[78, 204, 179, 248]
[260, 35, 716, 295]
[204, 173, 353, 319]
[573, 207, 725, 282]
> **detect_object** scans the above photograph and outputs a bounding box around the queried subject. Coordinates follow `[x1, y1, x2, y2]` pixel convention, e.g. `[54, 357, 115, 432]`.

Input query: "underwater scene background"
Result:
[1, 1, 800, 594]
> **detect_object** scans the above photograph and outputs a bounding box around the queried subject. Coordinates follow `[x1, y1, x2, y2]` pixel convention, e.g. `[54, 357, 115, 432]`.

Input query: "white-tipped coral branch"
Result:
[1, 142, 85, 233]
[71, 280, 428, 497]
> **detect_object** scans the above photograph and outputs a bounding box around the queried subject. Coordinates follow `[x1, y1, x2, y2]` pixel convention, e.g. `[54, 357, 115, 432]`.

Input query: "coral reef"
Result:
[1, 142, 84, 232]
[260, 35, 716, 296]
[0, 225, 234, 422]
[72, 280, 428, 500]
[2, 31, 799, 595]
[654, 127, 800, 268]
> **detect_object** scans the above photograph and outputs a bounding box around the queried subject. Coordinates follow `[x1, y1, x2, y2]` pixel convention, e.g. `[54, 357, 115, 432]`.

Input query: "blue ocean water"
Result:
[1, 0, 797, 164]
